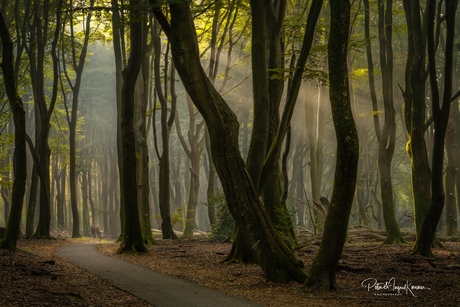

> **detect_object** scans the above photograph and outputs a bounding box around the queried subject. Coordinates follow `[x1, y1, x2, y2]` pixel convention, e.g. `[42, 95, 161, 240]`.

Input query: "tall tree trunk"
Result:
[245, 0, 270, 190]
[151, 0, 307, 283]
[377, 0, 405, 244]
[402, 0, 432, 242]
[413, 0, 458, 256]
[304, 0, 359, 290]
[65, 0, 94, 239]
[135, 20, 156, 245]
[260, 0, 296, 249]
[0, 11, 27, 250]
[117, 0, 147, 253]
[444, 45, 459, 236]
[30, 0, 63, 238]
[153, 19, 177, 239]
[228, 0, 324, 263]
[111, 0, 126, 239]
[305, 81, 327, 233]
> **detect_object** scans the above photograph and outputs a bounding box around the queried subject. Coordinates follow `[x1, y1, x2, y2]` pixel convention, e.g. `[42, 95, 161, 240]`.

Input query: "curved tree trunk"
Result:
[151, 0, 306, 283]
[377, 0, 405, 244]
[0, 12, 27, 250]
[402, 0, 432, 243]
[413, 0, 458, 256]
[304, 0, 359, 290]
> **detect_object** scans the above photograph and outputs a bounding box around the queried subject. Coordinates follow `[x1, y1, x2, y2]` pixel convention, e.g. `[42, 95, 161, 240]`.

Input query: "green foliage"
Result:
[211, 190, 235, 241]
[170, 208, 183, 228]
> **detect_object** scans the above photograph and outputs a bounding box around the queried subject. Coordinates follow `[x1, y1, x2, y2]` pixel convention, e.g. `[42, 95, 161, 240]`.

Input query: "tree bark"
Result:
[65, 0, 94, 239]
[151, 0, 306, 283]
[0, 11, 27, 250]
[117, 0, 147, 253]
[304, 0, 359, 290]
[377, 0, 405, 244]
[111, 0, 126, 239]
[29, 0, 63, 238]
[413, 0, 458, 256]
[402, 0, 432, 242]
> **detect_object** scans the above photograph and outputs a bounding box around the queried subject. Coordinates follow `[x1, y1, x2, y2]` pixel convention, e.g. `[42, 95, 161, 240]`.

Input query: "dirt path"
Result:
[58, 244, 261, 307]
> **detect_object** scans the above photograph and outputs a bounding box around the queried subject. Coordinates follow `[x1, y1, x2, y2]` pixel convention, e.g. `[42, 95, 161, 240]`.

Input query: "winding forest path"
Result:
[58, 244, 261, 307]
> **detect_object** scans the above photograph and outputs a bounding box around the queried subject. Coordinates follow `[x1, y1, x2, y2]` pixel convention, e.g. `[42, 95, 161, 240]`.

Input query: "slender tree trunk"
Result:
[29, 0, 63, 238]
[25, 166, 38, 236]
[376, 0, 405, 244]
[183, 152, 201, 237]
[413, 0, 458, 256]
[205, 132, 217, 228]
[153, 19, 177, 239]
[111, 0, 126, 239]
[175, 97, 205, 238]
[304, 0, 359, 290]
[135, 24, 156, 245]
[402, 0, 432, 242]
[444, 51, 459, 236]
[56, 161, 66, 229]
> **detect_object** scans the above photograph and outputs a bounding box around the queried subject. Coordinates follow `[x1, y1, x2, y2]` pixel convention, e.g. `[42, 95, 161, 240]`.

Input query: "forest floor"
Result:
[1, 229, 460, 306]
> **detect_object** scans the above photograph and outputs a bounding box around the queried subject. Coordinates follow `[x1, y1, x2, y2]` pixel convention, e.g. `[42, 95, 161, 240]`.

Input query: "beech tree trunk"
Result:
[413, 0, 458, 256]
[30, 0, 63, 238]
[65, 0, 94, 239]
[304, 0, 359, 290]
[377, 0, 405, 244]
[151, 0, 306, 283]
[117, 0, 147, 253]
[402, 0, 432, 242]
[0, 12, 27, 250]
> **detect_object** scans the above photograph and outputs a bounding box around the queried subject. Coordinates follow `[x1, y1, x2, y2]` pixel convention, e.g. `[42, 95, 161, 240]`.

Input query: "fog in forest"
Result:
[0, 0, 458, 253]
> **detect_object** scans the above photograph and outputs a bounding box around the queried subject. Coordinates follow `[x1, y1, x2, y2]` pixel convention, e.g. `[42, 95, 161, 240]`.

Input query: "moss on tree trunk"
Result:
[151, 0, 307, 282]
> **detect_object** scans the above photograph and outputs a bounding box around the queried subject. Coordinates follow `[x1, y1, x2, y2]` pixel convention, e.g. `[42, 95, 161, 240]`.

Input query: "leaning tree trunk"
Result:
[151, 0, 307, 283]
[304, 0, 359, 290]
[0, 12, 27, 250]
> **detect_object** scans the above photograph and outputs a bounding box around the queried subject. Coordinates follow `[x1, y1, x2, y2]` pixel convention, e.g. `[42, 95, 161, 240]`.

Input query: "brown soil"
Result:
[1, 234, 460, 306]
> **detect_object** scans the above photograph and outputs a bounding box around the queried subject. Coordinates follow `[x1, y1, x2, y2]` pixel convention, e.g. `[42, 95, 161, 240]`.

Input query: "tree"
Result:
[304, 0, 359, 290]
[117, 0, 147, 253]
[111, 0, 127, 239]
[151, 0, 306, 282]
[365, 0, 405, 243]
[26, 0, 64, 238]
[152, 18, 177, 239]
[62, 0, 95, 238]
[401, 0, 432, 242]
[135, 12, 156, 245]
[445, 48, 459, 236]
[227, 0, 324, 263]
[174, 98, 205, 238]
[0, 11, 27, 250]
[413, 0, 458, 256]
